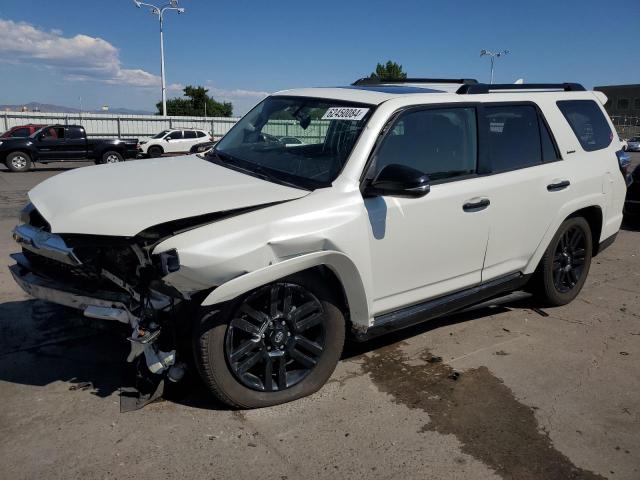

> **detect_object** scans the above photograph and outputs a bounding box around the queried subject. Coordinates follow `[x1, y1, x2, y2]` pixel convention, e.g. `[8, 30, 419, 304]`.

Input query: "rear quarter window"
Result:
[557, 100, 612, 152]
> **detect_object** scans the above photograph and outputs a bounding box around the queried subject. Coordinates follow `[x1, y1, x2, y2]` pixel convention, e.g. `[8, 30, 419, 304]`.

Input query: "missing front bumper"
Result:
[9, 255, 137, 325]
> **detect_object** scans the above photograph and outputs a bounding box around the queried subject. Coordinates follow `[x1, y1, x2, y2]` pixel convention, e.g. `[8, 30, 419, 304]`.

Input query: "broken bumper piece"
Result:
[10, 255, 138, 324]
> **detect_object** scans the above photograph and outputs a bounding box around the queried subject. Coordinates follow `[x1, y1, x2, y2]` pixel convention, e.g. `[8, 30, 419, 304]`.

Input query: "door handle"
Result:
[547, 180, 570, 192]
[463, 198, 490, 212]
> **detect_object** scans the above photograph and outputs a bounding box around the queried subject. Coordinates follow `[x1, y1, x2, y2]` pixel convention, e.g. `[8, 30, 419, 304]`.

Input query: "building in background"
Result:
[594, 84, 640, 138]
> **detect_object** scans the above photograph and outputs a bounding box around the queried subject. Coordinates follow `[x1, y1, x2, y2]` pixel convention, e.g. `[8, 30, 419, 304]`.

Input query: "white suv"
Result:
[138, 129, 211, 157]
[10, 78, 627, 408]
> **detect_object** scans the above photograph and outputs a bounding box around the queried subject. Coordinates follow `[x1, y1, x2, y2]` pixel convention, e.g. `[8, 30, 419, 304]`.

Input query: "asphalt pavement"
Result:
[0, 156, 639, 480]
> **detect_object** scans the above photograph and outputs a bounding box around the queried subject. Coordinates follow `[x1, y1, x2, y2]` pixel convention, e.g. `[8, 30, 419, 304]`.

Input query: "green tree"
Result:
[369, 61, 407, 82]
[157, 85, 233, 117]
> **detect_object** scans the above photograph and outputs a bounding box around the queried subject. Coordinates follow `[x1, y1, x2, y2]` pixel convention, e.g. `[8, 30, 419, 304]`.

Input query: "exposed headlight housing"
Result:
[153, 249, 181, 275]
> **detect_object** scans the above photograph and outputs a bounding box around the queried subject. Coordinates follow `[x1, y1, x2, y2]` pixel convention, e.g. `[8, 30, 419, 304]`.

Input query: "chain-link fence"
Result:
[611, 115, 640, 139]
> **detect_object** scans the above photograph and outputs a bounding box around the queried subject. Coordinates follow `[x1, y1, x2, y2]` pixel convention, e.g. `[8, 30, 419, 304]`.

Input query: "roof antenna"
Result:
[514, 78, 524, 84]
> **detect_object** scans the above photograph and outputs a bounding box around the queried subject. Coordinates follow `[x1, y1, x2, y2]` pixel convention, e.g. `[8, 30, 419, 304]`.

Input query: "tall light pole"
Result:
[132, 0, 185, 116]
[480, 49, 509, 84]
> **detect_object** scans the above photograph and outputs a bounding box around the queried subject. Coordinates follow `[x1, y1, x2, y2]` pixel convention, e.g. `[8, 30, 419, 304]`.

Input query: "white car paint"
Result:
[28, 155, 308, 237]
[138, 129, 211, 155]
[19, 85, 626, 331]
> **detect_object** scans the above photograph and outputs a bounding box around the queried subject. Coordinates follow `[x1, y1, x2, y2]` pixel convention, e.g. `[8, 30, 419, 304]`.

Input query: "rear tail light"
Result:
[616, 150, 632, 186]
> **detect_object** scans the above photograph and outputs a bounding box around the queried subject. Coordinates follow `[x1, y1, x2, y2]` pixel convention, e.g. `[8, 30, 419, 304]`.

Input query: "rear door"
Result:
[64, 126, 88, 159]
[183, 130, 200, 151]
[478, 103, 570, 281]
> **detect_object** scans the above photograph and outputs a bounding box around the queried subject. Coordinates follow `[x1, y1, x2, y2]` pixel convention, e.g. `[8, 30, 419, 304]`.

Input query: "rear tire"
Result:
[100, 151, 124, 164]
[532, 217, 592, 306]
[148, 146, 163, 158]
[193, 274, 345, 409]
[5, 152, 32, 172]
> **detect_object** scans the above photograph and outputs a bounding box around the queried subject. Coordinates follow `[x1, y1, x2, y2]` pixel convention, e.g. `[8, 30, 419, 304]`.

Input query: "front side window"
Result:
[167, 130, 183, 140]
[557, 100, 612, 152]
[371, 107, 477, 182]
[152, 130, 170, 139]
[41, 127, 64, 140]
[212, 96, 374, 189]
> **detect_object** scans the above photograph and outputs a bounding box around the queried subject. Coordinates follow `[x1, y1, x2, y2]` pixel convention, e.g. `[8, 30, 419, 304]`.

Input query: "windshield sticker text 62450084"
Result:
[322, 107, 369, 121]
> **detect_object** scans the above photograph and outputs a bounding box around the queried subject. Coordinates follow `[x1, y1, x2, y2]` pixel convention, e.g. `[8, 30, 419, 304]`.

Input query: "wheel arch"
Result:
[147, 143, 164, 154]
[200, 250, 372, 329]
[524, 200, 605, 275]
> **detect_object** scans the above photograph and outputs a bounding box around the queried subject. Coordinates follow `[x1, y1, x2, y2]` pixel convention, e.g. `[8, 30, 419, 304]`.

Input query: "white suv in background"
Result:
[10, 78, 627, 409]
[138, 128, 212, 157]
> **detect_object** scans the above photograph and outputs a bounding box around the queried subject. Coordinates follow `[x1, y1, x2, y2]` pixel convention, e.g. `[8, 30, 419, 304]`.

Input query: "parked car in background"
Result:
[9, 79, 627, 408]
[1, 124, 45, 139]
[138, 129, 212, 157]
[624, 163, 640, 220]
[0, 125, 138, 172]
[626, 136, 640, 152]
[619, 137, 628, 151]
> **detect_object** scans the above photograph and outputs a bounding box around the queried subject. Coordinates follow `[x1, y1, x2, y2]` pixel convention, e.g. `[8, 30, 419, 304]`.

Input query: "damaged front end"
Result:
[10, 205, 203, 408]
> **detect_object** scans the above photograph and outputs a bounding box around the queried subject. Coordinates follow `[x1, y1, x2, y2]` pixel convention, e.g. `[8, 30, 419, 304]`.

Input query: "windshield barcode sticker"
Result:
[322, 107, 369, 121]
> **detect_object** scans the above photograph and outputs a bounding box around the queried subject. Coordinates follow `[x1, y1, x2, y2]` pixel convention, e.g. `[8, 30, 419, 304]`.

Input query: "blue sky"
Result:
[0, 0, 638, 115]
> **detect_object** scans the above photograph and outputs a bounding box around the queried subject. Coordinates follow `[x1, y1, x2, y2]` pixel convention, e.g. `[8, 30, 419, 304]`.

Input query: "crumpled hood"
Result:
[29, 155, 309, 236]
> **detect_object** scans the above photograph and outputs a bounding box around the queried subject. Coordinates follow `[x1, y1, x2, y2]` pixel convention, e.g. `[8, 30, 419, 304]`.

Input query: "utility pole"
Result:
[132, 0, 186, 116]
[480, 49, 509, 84]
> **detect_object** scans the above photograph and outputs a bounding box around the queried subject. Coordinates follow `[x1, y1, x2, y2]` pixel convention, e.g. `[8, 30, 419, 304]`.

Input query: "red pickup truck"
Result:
[1, 124, 46, 138]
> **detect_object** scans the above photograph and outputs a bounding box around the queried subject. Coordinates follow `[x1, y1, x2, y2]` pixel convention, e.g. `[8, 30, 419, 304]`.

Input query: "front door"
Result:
[364, 105, 491, 316]
[36, 126, 66, 160]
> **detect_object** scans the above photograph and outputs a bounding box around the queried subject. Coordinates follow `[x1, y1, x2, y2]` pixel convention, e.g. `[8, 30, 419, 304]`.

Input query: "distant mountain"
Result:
[0, 102, 154, 115]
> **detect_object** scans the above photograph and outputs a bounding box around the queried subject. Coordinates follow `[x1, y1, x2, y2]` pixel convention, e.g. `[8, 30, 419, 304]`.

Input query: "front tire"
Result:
[533, 217, 593, 306]
[193, 275, 345, 408]
[5, 152, 32, 172]
[147, 146, 163, 158]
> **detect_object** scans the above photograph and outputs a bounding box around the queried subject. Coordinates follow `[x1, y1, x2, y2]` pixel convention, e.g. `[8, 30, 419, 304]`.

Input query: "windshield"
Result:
[210, 96, 374, 190]
[152, 130, 170, 139]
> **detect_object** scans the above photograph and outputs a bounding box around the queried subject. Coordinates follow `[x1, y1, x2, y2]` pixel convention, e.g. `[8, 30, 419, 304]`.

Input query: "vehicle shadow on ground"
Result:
[0, 293, 541, 412]
[0, 299, 130, 398]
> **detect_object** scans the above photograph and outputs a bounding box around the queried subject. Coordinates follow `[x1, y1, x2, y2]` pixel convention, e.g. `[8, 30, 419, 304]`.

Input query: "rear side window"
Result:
[484, 105, 542, 172]
[557, 100, 612, 152]
[67, 127, 84, 139]
[184, 130, 197, 139]
[196, 131, 206, 138]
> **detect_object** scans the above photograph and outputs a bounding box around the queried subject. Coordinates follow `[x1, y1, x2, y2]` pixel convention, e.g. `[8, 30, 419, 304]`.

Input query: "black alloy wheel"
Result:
[532, 216, 593, 306]
[193, 274, 345, 408]
[225, 283, 326, 392]
[552, 225, 587, 293]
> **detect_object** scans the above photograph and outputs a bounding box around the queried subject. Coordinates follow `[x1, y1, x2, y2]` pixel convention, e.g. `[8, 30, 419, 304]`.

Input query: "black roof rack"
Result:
[456, 83, 586, 94]
[352, 77, 478, 86]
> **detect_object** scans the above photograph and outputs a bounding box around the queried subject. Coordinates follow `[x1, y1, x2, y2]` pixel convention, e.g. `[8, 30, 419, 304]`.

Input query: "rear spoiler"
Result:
[593, 91, 608, 105]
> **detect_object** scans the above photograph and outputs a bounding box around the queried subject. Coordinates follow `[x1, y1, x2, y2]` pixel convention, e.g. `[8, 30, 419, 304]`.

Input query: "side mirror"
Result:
[364, 164, 431, 198]
[165, 137, 171, 142]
